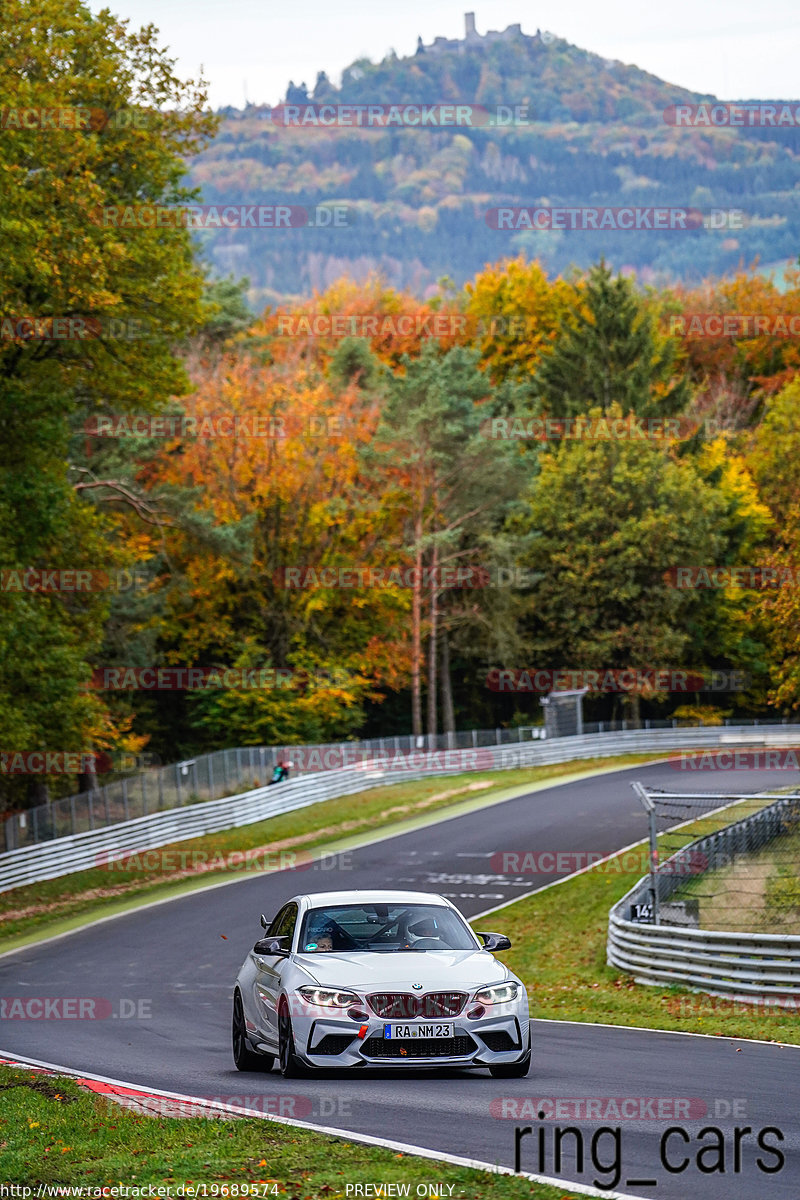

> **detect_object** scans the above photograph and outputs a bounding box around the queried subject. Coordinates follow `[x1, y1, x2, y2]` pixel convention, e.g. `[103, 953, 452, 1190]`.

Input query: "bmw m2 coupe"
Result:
[232, 889, 530, 1077]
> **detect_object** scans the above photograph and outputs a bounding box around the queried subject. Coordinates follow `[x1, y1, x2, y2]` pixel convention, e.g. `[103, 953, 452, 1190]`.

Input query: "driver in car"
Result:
[405, 917, 442, 947]
[305, 924, 336, 951]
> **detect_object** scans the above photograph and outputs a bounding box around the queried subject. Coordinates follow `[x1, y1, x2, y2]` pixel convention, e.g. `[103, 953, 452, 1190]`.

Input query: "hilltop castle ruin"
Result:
[418, 12, 543, 56]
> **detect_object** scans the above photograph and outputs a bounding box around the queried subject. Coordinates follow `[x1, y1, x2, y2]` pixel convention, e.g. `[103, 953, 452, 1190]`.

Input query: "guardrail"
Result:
[608, 792, 800, 1002]
[3, 723, 800, 895]
[608, 915, 800, 1001]
[6, 715, 790, 853]
[2, 727, 551, 853]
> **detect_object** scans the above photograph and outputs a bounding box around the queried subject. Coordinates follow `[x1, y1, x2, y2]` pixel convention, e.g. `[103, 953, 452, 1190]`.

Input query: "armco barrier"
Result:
[608, 793, 800, 1002]
[3, 717, 787, 852]
[608, 913, 800, 1001]
[3, 724, 800, 894]
[4, 730, 550, 852]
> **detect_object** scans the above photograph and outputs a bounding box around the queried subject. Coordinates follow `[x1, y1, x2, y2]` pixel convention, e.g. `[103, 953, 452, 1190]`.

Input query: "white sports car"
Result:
[232, 889, 530, 1077]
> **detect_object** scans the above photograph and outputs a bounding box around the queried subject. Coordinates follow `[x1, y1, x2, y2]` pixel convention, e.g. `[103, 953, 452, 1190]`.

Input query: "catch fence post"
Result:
[632, 781, 660, 926]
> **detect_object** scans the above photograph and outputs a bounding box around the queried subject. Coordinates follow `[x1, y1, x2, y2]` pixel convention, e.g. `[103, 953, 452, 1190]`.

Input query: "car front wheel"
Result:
[488, 1030, 531, 1078]
[232, 990, 274, 1072]
[278, 999, 308, 1078]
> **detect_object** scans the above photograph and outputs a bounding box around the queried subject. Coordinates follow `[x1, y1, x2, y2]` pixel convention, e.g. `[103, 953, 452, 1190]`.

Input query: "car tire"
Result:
[488, 1030, 531, 1079]
[232, 990, 274, 1072]
[278, 999, 308, 1078]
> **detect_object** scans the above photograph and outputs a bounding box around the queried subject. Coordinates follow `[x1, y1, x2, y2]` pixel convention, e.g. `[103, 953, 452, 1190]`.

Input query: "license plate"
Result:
[384, 1022, 454, 1039]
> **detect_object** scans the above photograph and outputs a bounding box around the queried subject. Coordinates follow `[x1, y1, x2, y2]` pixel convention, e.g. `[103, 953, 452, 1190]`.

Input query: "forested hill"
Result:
[185, 24, 800, 306]
[277, 26, 706, 123]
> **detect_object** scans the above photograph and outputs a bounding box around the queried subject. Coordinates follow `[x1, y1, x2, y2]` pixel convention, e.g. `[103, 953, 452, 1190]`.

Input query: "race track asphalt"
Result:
[2, 759, 799, 1199]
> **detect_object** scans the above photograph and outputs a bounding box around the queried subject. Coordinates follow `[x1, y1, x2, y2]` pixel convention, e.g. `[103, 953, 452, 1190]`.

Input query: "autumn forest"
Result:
[3, 1, 800, 814]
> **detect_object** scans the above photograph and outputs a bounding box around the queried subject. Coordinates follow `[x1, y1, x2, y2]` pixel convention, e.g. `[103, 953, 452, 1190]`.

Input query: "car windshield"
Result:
[298, 903, 478, 952]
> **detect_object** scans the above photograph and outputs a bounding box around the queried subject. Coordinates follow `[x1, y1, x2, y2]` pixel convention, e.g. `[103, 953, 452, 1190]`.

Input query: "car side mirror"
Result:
[260, 914, 270, 930]
[253, 936, 289, 955]
[477, 931, 512, 952]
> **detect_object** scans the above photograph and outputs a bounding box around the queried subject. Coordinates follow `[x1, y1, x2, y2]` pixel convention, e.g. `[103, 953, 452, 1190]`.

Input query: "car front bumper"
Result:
[295, 1011, 530, 1068]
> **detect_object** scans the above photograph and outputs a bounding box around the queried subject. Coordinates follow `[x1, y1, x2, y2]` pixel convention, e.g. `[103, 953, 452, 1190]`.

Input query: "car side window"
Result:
[268, 906, 287, 936]
[271, 903, 298, 948]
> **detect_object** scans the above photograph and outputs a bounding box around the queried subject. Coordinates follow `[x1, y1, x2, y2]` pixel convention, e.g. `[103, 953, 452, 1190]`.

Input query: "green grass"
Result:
[0, 1065, 571, 1197]
[765, 824, 800, 924]
[489, 804, 800, 1044]
[668, 820, 800, 934]
[0, 753, 658, 950]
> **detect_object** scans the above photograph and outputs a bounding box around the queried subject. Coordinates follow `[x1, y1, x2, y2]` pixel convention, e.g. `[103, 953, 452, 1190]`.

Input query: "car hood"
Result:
[293, 948, 512, 991]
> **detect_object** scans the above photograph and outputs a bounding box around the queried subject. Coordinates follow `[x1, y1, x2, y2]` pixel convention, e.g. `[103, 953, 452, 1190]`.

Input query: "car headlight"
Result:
[297, 986, 359, 1007]
[474, 982, 519, 1005]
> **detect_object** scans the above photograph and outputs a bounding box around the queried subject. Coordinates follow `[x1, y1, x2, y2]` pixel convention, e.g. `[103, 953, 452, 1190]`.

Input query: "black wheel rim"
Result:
[279, 1008, 291, 1072]
[233, 993, 246, 1062]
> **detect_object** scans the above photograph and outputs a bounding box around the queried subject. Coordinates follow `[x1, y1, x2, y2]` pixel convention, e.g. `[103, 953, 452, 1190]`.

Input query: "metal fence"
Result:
[632, 783, 800, 932]
[2, 728, 553, 853]
[4, 724, 800, 894]
[3, 715, 793, 853]
[0, 744, 531, 892]
[608, 785, 800, 1002]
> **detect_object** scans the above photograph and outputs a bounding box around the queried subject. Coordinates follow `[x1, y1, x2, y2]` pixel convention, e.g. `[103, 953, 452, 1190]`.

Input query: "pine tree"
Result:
[511, 405, 732, 725]
[534, 260, 690, 422]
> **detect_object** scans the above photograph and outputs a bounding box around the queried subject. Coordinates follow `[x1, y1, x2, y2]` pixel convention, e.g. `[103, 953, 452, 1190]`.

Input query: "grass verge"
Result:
[490, 801, 800, 1045]
[673, 820, 800, 934]
[0, 1064, 570, 1197]
[0, 753, 657, 950]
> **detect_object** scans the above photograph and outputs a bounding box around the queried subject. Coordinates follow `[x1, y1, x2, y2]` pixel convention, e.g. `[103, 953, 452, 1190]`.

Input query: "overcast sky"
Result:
[92, 0, 800, 110]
